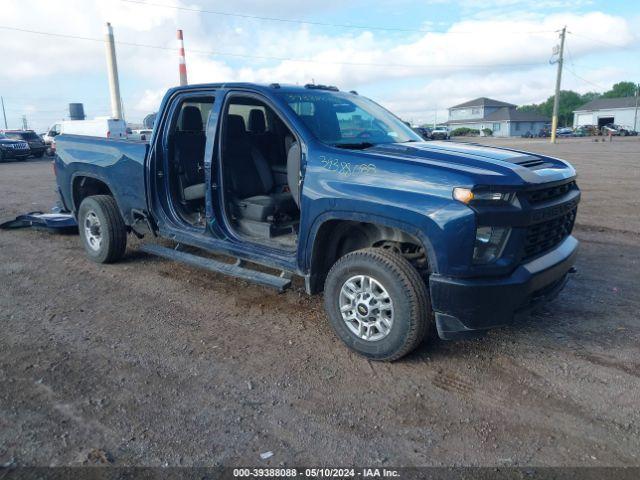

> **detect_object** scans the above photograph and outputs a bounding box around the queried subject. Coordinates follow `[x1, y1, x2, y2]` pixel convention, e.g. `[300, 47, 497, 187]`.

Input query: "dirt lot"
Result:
[1, 137, 639, 468]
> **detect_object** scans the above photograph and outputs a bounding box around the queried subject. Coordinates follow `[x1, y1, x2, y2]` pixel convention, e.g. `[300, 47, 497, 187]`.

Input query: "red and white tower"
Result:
[177, 29, 188, 86]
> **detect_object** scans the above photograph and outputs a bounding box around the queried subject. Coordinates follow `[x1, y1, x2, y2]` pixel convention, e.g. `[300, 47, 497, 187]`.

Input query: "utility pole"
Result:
[634, 83, 639, 132]
[0, 96, 7, 129]
[550, 26, 566, 144]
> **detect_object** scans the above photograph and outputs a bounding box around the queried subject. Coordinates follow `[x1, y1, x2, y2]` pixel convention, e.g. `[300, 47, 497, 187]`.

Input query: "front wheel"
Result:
[78, 195, 127, 264]
[324, 248, 431, 361]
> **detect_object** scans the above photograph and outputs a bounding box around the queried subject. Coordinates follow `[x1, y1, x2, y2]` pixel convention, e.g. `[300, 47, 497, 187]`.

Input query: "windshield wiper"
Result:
[333, 142, 376, 150]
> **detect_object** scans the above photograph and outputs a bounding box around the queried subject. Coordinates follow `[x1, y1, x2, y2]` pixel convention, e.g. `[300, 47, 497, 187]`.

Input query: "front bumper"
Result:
[0, 148, 30, 159]
[429, 235, 578, 340]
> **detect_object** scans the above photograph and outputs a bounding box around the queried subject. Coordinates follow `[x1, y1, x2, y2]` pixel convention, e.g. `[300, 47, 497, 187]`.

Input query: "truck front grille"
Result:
[526, 181, 576, 205]
[523, 208, 577, 260]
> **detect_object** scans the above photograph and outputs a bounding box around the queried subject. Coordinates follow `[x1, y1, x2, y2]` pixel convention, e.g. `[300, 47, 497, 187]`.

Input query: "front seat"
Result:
[285, 135, 301, 207]
[174, 105, 206, 202]
[225, 114, 296, 222]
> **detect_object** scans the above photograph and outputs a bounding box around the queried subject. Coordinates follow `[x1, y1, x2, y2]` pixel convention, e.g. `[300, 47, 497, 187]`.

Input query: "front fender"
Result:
[301, 194, 477, 278]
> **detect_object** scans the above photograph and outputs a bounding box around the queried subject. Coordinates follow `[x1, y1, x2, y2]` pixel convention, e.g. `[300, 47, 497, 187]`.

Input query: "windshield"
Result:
[5, 132, 36, 140]
[5, 131, 39, 140]
[279, 91, 421, 148]
[0, 133, 7, 139]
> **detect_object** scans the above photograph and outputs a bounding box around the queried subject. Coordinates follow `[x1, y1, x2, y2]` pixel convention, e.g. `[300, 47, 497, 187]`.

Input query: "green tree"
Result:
[580, 91, 601, 103]
[518, 90, 601, 126]
[517, 104, 541, 113]
[602, 81, 637, 98]
[545, 91, 585, 126]
[515, 81, 637, 127]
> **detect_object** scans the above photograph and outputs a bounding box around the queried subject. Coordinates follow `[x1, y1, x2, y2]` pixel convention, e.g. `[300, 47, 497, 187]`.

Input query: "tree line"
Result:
[518, 81, 638, 127]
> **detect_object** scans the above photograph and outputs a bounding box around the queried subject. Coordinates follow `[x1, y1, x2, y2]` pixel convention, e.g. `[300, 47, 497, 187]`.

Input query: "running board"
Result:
[139, 244, 292, 292]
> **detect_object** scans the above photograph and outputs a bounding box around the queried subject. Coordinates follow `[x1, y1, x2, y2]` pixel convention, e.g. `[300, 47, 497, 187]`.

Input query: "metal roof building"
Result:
[573, 97, 639, 131]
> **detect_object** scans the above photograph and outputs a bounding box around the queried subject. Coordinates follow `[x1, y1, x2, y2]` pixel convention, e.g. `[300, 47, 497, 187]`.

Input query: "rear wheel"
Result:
[78, 195, 127, 263]
[324, 248, 431, 361]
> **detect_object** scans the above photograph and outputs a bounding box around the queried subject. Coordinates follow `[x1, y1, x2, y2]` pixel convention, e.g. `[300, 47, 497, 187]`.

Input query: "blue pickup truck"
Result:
[54, 83, 580, 361]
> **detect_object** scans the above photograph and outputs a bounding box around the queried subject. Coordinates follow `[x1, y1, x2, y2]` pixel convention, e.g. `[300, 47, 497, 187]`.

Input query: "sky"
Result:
[0, 0, 639, 131]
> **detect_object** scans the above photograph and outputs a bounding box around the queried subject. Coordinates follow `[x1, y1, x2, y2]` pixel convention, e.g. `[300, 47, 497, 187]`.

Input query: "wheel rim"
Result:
[83, 211, 103, 251]
[339, 275, 394, 341]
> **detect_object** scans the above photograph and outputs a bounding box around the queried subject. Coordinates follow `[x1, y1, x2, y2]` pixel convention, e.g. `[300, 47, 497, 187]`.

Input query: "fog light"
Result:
[473, 226, 511, 264]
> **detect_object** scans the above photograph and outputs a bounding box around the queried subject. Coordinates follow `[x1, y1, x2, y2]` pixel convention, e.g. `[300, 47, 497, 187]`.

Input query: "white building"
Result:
[573, 97, 639, 130]
[445, 97, 549, 137]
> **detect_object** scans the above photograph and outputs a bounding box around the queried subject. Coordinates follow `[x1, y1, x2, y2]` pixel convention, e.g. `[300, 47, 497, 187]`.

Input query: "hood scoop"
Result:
[510, 155, 548, 169]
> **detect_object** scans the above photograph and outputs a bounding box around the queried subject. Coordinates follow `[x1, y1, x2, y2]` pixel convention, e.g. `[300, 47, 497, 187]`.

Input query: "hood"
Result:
[0, 138, 23, 145]
[357, 141, 575, 185]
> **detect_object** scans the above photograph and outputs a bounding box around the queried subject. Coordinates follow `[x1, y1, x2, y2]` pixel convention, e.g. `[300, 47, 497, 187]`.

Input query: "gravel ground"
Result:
[0, 137, 639, 468]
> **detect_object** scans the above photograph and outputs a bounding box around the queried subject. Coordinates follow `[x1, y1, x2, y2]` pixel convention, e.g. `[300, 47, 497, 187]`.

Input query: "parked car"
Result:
[413, 127, 432, 140]
[54, 83, 580, 361]
[1, 129, 46, 157]
[573, 125, 601, 137]
[556, 127, 574, 137]
[601, 124, 620, 136]
[602, 123, 636, 136]
[45, 118, 127, 144]
[578, 125, 599, 136]
[430, 126, 450, 140]
[129, 129, 153, 141]
[0, 132, 31, 162]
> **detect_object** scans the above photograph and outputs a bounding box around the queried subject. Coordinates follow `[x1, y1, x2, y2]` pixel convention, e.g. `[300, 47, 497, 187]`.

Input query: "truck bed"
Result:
[54, 134, 149, 224]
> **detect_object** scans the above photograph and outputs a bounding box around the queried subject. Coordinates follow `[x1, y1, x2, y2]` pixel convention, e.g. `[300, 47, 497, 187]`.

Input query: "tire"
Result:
[35, 151, 45, 158]
[78, 195, 127, 264]
[323, 248, 431, 361]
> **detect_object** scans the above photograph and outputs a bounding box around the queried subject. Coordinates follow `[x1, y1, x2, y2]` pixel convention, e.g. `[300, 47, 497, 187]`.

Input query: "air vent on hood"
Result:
[513, 155, 547, 169]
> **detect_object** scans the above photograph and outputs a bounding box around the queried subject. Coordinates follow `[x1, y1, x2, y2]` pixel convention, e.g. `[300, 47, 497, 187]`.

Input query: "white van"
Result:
[44, 117, 127, 144]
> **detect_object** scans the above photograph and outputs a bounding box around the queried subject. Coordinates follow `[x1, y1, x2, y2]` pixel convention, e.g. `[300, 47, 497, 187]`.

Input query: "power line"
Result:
[565, 65, 608, 91]
[567, 31, 636, 50]
[121, 0, 557, 35]
[0, 25, 546, 70]
[565, 44, 608, 91]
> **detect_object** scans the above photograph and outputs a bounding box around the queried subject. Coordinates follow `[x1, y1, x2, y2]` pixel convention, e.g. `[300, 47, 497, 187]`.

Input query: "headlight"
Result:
[453, 187, 515, 204]
[473, 226, 511, 264]
[453, 187, 474, 203]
